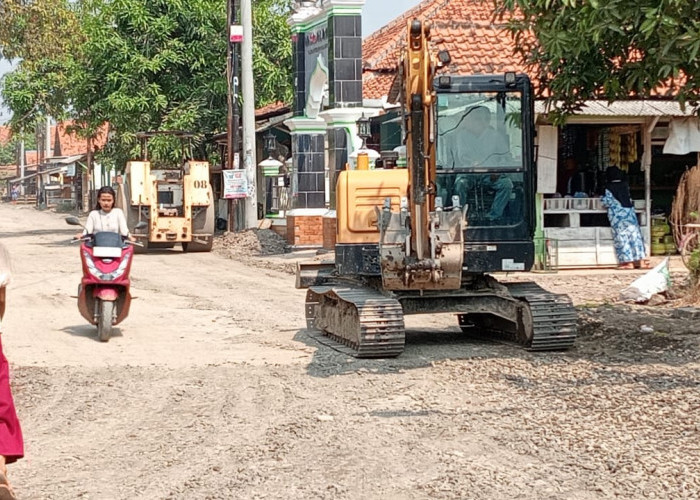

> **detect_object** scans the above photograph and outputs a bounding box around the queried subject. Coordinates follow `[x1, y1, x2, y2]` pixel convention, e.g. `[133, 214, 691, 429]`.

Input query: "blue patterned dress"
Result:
[601, 189, 646, 264]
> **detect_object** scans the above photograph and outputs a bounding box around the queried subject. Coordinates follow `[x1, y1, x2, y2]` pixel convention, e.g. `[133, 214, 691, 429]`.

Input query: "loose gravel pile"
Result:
[213, 229, 289, 256]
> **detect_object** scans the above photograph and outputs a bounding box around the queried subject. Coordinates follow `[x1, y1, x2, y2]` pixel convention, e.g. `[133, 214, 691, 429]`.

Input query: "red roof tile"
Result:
[0, 121, 108, 169]
[255, 101, 291, 118]
[362, 0, 683, 102]
[53, 121, 108, 157]
[363, 0, 529, 100]
[0, 127, 11, 145]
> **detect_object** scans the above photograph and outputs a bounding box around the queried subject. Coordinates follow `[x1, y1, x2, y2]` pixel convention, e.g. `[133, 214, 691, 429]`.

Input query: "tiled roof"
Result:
[255, 101, 291, 119]
[26, 152, 39, 165]
[53, 121, 109, 156]
[0, 127, 11, 145]
[536, 100, 696, 117]
[0, 122, 108, 168]
[362, 0, 528, 100]
[362, 0, 684, 104]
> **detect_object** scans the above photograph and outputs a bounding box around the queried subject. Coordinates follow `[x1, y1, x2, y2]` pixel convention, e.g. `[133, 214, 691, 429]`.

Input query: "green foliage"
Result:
[1, 0, 294, 169]
[496, 0, 700, 121]
[0, 0, 80, 130]
[0, 130, 38, 165]
[689, 248, 700, 280]
[252, 0, 294, 107]
[0, 0, 83, 63]
[74, 0, 229, 166]
[2, 59, 74, 127]
[0, 142, 15, 166]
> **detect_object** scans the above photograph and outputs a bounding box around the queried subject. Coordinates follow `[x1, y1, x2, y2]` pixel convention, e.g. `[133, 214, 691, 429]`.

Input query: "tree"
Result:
[252, 0, 294, 107]
[0, 131, 38, 165]
[497, 0, 700, 118]
[1, 0, 294, 169]
[0, 0, 83, 63]
[0, 0, 82, 127]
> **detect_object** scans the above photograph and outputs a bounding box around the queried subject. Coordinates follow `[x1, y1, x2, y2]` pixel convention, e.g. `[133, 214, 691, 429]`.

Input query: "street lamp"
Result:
[258, 129, 284, 217]
[263, 130, 277, 159]
[259, 129, 283, 176]
[356, 113, 371, 150]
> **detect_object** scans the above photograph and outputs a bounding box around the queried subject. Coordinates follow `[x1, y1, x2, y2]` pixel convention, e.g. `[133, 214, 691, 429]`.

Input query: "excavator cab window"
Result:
[436, 90, 526, 227]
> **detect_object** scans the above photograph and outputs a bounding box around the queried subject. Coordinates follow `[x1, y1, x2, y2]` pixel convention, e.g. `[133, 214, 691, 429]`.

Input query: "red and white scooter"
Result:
[66, 216, 144, 342]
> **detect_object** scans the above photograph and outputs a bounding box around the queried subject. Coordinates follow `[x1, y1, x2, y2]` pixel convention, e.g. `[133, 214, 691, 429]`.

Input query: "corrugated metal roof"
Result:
[535, 100, 695, 117]
[45, 154, 85, 164]
[8, 165, 66, 183]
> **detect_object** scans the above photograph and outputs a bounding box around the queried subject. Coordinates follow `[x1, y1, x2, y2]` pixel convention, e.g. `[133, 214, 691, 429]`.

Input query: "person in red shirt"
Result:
[0, 244, 24, 500]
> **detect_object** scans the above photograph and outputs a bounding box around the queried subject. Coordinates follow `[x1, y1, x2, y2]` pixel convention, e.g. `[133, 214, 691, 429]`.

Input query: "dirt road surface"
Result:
[1, 202, 699, 499]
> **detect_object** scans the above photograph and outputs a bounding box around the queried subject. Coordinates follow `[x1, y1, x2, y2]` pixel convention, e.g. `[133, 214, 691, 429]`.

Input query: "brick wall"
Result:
[286, 215, 324, 246]
[322, 215, 337, 250]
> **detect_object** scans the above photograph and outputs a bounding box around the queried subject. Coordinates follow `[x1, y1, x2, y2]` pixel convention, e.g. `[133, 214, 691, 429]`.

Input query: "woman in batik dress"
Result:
[601, 166, 648, 269]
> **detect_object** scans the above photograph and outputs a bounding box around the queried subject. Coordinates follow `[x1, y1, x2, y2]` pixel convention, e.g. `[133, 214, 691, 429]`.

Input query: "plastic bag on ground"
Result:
[619, 257, 671, 303]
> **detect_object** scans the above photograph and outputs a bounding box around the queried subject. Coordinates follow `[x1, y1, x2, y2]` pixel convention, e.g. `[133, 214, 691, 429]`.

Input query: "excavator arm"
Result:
[377, 19, 464, 291]
[404, 19, 435, 260]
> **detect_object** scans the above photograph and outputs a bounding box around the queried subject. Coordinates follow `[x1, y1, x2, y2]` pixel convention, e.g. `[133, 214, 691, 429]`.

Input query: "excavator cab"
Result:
[435, 74, 537, 273]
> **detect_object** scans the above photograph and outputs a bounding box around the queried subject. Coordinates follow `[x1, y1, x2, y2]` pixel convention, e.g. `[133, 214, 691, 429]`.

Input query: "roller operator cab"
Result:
[116, 131, 215, 253]
[298, 19, 577, 357]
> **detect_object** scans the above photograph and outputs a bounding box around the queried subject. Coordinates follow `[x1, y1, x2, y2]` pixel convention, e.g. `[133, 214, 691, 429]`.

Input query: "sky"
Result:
[362, 0, 424, 38]
[0, 0, 425, 124]
[0, 60, 13, 124]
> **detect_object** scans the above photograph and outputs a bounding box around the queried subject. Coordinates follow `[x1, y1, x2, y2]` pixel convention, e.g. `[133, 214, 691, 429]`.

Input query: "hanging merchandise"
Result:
[609, 132, 621, 168]
[618, 133, 639, 171]
[628, 133, 638, 165]
[620, 134, 630, 171]
[598, 128, 610, 171]
[559, 127, 576, 159]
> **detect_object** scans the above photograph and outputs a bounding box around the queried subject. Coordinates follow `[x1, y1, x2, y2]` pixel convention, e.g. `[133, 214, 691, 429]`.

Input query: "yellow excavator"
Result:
[296, 20, 577, 357]
[116, 131, 215, 252]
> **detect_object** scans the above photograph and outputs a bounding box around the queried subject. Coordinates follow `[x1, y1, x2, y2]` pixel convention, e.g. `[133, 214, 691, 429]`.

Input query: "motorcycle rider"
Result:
[75, 186, 136, 242]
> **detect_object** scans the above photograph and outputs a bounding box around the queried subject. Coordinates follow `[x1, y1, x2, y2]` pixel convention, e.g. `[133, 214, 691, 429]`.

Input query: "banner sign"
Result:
[223, 170, 247, 199]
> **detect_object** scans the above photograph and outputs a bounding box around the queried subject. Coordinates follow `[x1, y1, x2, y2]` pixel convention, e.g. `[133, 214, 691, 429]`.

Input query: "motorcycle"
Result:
[65, 216, 145, 342]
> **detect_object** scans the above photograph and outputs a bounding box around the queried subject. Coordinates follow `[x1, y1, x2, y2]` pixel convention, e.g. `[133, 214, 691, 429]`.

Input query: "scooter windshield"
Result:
[92, 232, 123, 248]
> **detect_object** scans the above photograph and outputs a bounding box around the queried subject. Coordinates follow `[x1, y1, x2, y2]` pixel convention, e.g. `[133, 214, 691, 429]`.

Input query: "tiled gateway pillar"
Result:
[324, 0, 364, 215]
[285, 0, 367, 248]
[285, 118, 327, 247]
[327, 1, 363, 108]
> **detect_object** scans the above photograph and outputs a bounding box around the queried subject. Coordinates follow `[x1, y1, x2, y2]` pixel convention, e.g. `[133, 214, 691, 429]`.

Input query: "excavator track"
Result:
[459, 281, 577, 351]
[506, 282, 578, 350]
[305, 285, 405, 358]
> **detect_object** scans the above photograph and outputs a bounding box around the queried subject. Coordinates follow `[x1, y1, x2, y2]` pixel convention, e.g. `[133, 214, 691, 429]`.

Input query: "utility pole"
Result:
[226, 0, 241, 231]
[45, 116, 51, 159]
[19, 134, 25, 195]
[241, 0, 257, 228]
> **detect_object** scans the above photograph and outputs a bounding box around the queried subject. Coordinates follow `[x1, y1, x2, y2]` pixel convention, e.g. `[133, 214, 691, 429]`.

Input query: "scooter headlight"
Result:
[83, 250, 103, 279]
[83, 250, 130, 281]
[110, 254, 130, 280]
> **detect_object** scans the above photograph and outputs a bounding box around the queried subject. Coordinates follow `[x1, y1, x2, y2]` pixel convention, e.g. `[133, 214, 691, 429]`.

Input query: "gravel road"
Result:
[1, 202, 698, 499]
